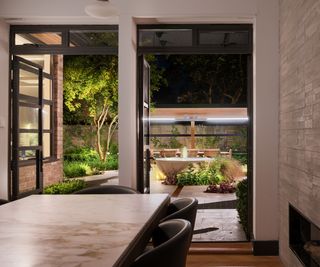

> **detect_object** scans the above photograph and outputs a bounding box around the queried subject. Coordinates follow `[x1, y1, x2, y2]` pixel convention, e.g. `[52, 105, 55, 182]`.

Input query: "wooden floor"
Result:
[187, 243, 284, 267]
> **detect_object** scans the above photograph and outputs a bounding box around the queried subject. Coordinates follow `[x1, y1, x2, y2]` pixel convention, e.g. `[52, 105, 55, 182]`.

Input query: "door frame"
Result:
[137, 55, 151, 193]
[136, 23, 254, 239]
[9, 24, 119, 200]
[11, 56, 45, 199]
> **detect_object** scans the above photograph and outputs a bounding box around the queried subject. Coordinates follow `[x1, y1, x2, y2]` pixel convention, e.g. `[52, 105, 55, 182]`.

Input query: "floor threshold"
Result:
[189, 242, 253, 255]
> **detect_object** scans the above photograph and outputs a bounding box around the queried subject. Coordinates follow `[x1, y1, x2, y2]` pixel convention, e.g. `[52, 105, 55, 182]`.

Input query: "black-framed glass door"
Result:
[11, 56, 51, 199]
[137, 55, 151, 193]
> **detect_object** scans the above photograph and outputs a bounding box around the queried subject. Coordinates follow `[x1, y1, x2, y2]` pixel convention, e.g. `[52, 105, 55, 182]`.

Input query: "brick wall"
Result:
[279, 0, 320, 266]
[19, 55, 64, 193]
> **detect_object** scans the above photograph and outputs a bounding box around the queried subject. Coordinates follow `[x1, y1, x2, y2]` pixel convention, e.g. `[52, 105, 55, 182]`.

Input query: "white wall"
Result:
[0, 20, 9, 200]
[118, 15, 137, 188]
[117, 0, 279, 241]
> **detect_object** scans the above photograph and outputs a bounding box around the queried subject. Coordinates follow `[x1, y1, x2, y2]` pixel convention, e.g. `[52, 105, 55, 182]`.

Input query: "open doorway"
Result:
[137, 25, 253, 242]
[9, 25, 118, 199]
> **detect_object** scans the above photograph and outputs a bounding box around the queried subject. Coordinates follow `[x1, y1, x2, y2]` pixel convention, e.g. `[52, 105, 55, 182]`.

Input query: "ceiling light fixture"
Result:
[85, 0, 118, 19]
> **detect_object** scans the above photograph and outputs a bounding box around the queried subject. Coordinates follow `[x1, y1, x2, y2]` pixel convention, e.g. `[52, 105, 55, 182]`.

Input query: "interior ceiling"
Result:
[0, 0, 119, 25]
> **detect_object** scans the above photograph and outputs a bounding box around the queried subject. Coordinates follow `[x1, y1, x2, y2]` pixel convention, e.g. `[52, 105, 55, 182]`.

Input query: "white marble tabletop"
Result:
[0, 194, 170, 267]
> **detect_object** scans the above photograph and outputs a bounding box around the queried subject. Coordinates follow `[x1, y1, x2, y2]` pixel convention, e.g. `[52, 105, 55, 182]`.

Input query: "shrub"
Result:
[63, 161, 92, 178]
[232, 153, 247, 165]
[176, 157, 243, 187]
[236, 179, 249, 237]
[109, 143, 118, 155]
[205, 182, 236, 193]
[176, 163, 223, 186]
[64, 147, 99, 162]
[214, 157, 244, 183]
[87, 155, 118, 171]
[44, 179, 86, 194]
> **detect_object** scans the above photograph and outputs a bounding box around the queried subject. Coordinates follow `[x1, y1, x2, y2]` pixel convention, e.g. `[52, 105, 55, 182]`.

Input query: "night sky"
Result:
[150, 54, 248, 106]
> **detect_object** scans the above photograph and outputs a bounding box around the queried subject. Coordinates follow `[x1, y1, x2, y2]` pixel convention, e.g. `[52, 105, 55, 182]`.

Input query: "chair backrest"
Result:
[187, 149, 198, 157]
[161, 198, 198, 231]
[131, 219, 191, 267]
[0, 199, 8, 205]
[74, 185, 140, 194]
[162, 149, 178, 158]
[204, 148, 220, 157]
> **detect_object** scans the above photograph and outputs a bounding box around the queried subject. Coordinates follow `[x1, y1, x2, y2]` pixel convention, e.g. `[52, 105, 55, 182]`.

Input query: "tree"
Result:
[64, 55, 118, 161]
[151, 54, 247, 105]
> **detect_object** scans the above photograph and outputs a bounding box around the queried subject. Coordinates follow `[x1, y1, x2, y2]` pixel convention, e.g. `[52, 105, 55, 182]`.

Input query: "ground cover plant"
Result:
[63, 146, 118, 178]
[176, 157, 244, 193]
[44, 179, 86, 194]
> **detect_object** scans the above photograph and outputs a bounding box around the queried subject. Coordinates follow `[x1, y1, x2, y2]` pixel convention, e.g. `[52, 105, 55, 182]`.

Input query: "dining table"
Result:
[0, 193, 170, 267]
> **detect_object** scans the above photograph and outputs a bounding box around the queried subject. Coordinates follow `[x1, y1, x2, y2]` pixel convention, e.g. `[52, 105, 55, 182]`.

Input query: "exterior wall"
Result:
[279, 0, 320, 266]
[0, 20, 9, 200]
[53, 55, 64, 161]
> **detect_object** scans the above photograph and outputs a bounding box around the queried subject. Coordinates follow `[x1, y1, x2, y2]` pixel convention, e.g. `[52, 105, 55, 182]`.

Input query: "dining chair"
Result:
[131, 219, 192, 267]
[74, 185, 140, 194]
[0, 199, 8, 205]
[161, 197, 198, 231]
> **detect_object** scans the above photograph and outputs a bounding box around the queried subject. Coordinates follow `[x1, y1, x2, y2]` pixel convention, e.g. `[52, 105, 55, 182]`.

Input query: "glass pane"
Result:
[43, 78, 52, 100]
[69, 30, 118, 47]
[19, 133, 38, 147]
[19, 150, 36, 161]
[20, 55, 52, 74]
[43, 133, 51, 158]
[15, 32, 62, 46]
[19, 164, 37, 193]
[139, 29, 192, 47]
[19, 107, 39, 130]
[199, 31, 249, 46]
[19, 69, 39, 97]
[43, 105, 51, 130]
[149, 54, 248, 105]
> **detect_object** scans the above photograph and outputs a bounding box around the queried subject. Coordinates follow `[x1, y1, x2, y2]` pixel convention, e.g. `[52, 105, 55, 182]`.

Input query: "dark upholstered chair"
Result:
[161, 198, 198, 231]
[131, 219, 192, 267]
[74, 185, 140, 194]
[0, 199, 8, 205]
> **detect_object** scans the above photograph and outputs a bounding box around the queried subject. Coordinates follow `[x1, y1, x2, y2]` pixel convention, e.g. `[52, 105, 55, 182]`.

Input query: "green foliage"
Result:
[213, 157, 244, 183]
[176, 163, 224, 186]
[176, 157, 243, 186]
[63, 55, 118, 124]
[196, 136, 220, 149]
[63, 162, 94, 178]
[145, 54, 167, 107]
[108, 142, 118, 155]
[44, 179, 86, 194]
[64, 147, 100, 162]
[87, 155, 118, 171]
[233, 153, 247, 165]
[151, 137, 162, 148]
[168, 125, 183, 149]
[236, 179, 249, 237]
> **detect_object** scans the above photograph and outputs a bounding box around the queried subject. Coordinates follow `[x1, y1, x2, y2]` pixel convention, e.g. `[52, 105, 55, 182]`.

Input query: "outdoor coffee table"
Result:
[155, 157, 214, 184]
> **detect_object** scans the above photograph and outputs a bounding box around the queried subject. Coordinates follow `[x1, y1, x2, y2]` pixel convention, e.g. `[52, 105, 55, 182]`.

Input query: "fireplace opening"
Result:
[289, 204, 320, 267]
